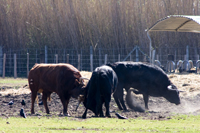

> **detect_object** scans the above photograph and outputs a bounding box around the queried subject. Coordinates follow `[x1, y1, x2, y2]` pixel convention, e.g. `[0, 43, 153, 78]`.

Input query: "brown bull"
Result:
[28, 63, 85, 116]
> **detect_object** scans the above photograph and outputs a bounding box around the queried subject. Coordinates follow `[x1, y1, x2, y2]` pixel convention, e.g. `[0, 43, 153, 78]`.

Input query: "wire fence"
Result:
[0, 45, 199, 77]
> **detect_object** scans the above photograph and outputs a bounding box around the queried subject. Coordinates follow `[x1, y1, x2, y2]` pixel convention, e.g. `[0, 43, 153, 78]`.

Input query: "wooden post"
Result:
[55, 54, 58, 63]
[151, 50, 155, 64]
[175, 50, 177, 68]
[14, 54, 17, 78]
[186, 45, 189, 61]
[45, 45, 48, 63]
[90, 54, 93, 71]
[156, 54, 159, 60]
[196, 54, 199, 61]
[78, 54, 80, 70]
[63, 49, 66, 63]
[3, 53, 6, 78]
[67, 54, 69, 63]
[27, 53, 29, 77]
[118, 54, 120, 61]
[90, 46, 93, 71]
[99, 48, 102, 66]
[104, 54, 107, 64]
[81, 49, 82, 71]
[36, 49, 38, 63]
[184, 55, 187, 61]
[0, 46, 2, 76]
[136, 46, 139, 62]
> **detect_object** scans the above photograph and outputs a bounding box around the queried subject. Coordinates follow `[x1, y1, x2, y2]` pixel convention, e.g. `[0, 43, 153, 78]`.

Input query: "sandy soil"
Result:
[0, 72, 200, 120]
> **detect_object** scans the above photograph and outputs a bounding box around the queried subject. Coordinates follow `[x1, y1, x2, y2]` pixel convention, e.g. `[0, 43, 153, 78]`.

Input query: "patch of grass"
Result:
[0, 77, 28, 84]
[0, 115, 200, 133]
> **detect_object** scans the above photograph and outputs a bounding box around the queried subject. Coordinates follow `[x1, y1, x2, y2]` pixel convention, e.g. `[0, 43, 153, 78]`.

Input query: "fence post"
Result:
[63, 49, 66, 63]
[14, 54, 17, 78]
[99, 48, 102, 66]
[27, 53, 29, 77]
[45, 45, 48, 63]
[151, 50, 155, 64]
[196, 54, 199, 61]
[36, 49, 38, 63]
[0, 46, 2, 76]
[3, 53, 6, 78]
[118, 54, 120, 61]
[156, 54, 159, 60]
[81, 49, 82, 70]
[55, 54, 58, 63]
[186, 45, 189, 61]
[136, 46, 139, 62]
[66, 54, 69, 63]
[104, 54, 107, 64]
[78, 54, 80, 70]
[90, 46, 93, 71]
[90, 54, 93, 71]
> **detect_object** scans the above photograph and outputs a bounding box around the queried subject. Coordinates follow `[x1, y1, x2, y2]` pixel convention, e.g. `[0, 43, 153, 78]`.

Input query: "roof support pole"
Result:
[147, 31, 152, 64]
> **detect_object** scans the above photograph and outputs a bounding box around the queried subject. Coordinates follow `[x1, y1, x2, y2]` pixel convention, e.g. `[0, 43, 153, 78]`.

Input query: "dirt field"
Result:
[0, 71, 200, 120]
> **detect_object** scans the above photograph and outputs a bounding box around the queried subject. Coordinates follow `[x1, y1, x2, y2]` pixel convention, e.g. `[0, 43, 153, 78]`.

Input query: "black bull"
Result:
[77, 65, 118, 118]
[107, 62, 181, 110]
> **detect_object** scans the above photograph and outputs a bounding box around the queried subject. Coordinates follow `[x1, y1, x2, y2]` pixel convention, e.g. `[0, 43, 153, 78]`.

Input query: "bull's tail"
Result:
[23, 84, 28, 88]
[125, 89, 145, 112]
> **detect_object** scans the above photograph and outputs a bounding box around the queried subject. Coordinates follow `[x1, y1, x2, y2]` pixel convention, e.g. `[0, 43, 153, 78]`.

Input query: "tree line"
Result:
[0, 0, 200, 53]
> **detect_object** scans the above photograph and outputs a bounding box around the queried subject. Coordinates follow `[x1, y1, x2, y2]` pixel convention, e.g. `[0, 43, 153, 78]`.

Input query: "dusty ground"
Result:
[0, 71, 200, 120]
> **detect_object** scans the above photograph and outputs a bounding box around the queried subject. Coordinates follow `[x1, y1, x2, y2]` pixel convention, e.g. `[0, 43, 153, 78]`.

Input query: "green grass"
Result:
[0, 77, 28, 84]
[0, 115, 200, 133]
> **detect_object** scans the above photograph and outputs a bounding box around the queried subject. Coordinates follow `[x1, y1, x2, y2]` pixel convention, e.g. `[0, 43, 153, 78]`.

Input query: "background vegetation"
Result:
[1, 0, 200, 51]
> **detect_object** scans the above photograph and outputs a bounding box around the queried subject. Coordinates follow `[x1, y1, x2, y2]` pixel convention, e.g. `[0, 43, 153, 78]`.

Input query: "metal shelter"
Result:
[146, 15, 200, 63]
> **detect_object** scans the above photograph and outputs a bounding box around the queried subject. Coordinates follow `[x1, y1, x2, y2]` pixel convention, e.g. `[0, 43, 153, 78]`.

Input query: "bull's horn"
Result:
[79, 77, 89, 81]
[75, 101, 81, 111]
[79, 77, 90, 84]
[178, 90, 185, 92]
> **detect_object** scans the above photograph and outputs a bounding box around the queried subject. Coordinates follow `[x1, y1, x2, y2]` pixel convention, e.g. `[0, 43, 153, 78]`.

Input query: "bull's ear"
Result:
[167, 85, 177, 91]
[167, 85, 173, 90]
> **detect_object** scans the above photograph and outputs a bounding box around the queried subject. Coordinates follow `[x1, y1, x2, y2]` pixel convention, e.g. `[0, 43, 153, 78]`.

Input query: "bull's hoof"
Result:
[64, 113, 70, 117]
[106, 115, 111, 118]
[82, 115, 86, 119]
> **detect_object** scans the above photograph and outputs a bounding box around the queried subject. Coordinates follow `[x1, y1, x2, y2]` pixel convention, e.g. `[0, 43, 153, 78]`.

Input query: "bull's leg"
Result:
[105, 100, 111, 118]
[113, 84, 124, 110]
[82, 108, 88, 119]
[60, 94, 70, 116]
[31, 91, 37, 114]
[143, 94, 149, 110]
[117, 84, 127, 110]
[42, 92, 50, 114]
[98, 103, 104, 117]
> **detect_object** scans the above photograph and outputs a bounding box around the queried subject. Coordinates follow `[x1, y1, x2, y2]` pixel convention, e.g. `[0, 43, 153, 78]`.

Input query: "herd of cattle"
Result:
[28, 62, 181, 118]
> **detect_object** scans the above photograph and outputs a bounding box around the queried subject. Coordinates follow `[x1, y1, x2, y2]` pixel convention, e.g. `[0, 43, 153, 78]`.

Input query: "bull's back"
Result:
[28, 63, 81, 92]
[109, 62, 170, 89]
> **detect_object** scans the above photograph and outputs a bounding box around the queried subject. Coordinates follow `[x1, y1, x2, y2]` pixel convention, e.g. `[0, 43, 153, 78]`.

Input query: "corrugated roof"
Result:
[147, 15, 200, 33]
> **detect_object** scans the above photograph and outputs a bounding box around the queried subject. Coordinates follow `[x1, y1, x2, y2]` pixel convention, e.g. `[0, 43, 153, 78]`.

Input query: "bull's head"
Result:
[74, 77, 89, 111]
[163, 84, 181, 105]
[70, 77, 89, 99]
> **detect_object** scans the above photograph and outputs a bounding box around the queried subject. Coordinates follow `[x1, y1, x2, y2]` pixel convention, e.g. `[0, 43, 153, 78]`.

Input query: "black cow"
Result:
[77, 65, 118, 118]
[107, 61, 181, 111]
